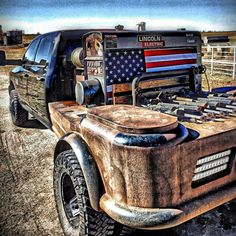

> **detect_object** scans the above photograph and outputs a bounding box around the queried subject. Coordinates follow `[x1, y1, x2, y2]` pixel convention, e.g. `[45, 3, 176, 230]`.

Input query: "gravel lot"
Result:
[0, 73, 235, 236]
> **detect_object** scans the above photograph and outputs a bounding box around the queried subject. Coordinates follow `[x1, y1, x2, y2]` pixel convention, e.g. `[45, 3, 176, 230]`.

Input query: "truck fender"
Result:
[54, 132, 101, 211]
[8, 79, 15, 93]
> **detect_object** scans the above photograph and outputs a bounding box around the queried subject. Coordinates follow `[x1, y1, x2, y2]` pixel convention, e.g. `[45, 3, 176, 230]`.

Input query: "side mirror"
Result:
[0, 50, 22, 66]
[0, 50, 6, 66]
[22, 57, 27, 65]
[45, 61, 49, 69]
[39, 59, 47, 66]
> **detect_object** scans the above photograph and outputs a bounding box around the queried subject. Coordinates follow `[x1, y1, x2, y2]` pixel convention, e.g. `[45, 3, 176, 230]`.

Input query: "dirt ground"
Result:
[201, 73, 236, 91]
[0, 71, 235, 236]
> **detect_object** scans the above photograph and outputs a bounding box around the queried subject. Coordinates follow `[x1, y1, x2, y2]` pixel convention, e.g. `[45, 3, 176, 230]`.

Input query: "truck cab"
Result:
[9, 30, 89, 127]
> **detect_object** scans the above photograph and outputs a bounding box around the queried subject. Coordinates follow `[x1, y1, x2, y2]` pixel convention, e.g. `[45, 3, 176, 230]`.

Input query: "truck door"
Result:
[26, 33, 59, 123]
[13, 38, 40, 106]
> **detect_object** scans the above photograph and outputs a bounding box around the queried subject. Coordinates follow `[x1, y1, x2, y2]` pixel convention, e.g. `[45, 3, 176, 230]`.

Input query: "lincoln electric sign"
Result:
[137, 35, 161, 42]
[138, 35, 164, 47]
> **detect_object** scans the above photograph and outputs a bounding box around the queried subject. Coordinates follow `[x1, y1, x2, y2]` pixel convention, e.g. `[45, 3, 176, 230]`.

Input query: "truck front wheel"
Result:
[9, 90, 28, 126]
[54, 150, 122, 236]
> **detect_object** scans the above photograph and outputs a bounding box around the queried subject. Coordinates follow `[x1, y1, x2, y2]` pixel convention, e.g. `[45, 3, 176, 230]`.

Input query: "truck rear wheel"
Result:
[54, 149, 123, 236]
[9, 90, 28, 126]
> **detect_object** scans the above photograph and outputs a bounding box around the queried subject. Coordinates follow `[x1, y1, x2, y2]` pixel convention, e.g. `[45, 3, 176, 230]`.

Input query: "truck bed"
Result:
[49, 101, 87, 137]
[49, 101, 236, 205]
[49, 101, 236, 139]
[49, 101, 236, 228]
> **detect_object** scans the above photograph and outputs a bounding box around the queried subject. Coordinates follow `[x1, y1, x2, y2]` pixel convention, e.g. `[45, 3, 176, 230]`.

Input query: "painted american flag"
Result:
[105, 48, 197, 101]
[105, 50, 145, 101]
[144, 48, 198, 73]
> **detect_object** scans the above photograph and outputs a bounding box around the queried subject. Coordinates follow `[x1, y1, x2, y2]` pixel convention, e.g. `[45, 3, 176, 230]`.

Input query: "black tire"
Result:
[119, 227, 135, 236]
[54, 149, 122, 236]
[9, 90, 28, 126]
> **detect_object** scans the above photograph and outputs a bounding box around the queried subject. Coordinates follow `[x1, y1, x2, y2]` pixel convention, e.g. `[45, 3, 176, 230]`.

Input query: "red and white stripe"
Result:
[144, 48, 198, 73]
[106, 85, 113, 101]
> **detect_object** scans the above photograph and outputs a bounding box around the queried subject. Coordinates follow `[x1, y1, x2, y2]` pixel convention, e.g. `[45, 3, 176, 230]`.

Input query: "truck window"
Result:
[23, 38, 40, 64]
[35, 36, 54, 66]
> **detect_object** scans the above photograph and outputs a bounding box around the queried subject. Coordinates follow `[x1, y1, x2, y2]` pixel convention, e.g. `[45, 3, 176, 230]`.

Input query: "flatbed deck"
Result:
[49, 101, 236, 206]
[49, 101, 236, 139]
[49, 101, 236, 229]
[49, 101, 87, 137]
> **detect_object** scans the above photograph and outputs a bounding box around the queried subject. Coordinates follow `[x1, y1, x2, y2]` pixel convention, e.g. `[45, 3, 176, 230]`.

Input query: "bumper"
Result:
[100, 182, 236, 230]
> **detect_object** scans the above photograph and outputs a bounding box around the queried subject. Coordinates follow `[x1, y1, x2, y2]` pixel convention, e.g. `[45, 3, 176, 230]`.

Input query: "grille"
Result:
[192, 150, 232, 187]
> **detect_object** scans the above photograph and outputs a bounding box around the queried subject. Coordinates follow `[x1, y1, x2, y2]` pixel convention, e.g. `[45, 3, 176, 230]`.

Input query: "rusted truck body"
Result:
[50, 101, 236, 229]
[8, 29, 236, 235]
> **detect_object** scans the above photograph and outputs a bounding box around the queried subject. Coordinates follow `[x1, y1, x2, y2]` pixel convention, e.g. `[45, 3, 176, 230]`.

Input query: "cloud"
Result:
[0, 16, 226, 33]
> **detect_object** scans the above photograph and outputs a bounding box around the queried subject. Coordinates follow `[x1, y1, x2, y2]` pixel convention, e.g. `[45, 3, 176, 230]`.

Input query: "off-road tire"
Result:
[9, 90, 28, 126]
[54, 149, 122, 236]
[119, 227, 134, 236]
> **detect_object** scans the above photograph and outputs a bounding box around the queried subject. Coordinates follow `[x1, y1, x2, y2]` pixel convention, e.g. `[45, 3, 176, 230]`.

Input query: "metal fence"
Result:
[202, 45, 236, 80]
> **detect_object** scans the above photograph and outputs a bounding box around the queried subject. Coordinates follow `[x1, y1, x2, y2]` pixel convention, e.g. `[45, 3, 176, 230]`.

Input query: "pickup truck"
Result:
[8, 29, 236, 236]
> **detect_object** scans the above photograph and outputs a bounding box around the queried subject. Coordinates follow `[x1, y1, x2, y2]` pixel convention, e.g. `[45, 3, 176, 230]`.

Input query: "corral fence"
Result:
[202, 45, 236, 80]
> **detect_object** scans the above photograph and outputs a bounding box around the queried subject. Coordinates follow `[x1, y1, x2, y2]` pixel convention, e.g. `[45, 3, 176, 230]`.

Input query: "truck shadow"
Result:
[131, 229, 178, 236]
[22, 118, 47, 129]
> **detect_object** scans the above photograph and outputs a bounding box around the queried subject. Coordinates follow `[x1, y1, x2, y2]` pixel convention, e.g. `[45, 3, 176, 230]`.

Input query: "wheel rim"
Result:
[61, 173, 80, 228]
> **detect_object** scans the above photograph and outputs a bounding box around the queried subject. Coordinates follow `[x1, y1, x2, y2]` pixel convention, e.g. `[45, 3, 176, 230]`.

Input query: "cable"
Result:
[204, 72, 211, 93]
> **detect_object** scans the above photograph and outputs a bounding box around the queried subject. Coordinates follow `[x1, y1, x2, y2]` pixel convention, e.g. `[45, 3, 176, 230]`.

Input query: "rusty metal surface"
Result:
[49, 101, 87, 137]
[88, 105, 178, 134]
[48, 101, 236, 225]
[100, 193, 182, 229]
[100, 182, 236, 230]
[80, 117, 236, 209]
[182, 117, 236, 138]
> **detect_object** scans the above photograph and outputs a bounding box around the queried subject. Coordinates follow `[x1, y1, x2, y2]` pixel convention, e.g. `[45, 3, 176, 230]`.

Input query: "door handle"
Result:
[36, 77, 45, 81]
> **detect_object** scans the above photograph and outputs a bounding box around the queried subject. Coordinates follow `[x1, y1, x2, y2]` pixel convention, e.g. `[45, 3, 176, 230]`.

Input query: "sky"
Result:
[0, 0, 236, 33]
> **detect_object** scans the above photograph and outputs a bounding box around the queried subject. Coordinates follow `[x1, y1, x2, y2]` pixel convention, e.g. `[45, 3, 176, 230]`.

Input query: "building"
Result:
[6, 30, 23, 45]
[201, 31, 236, 46]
